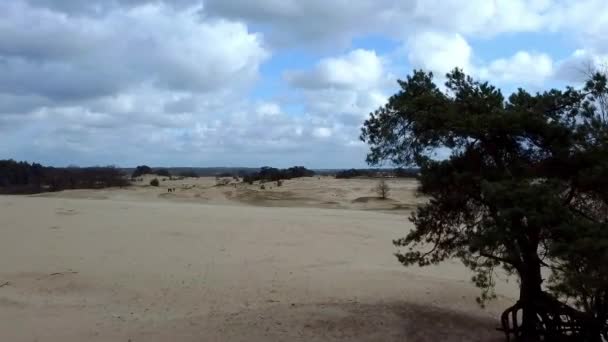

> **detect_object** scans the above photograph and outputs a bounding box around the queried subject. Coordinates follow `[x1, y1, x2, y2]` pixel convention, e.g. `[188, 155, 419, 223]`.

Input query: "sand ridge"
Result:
[36, 176, 426, 212]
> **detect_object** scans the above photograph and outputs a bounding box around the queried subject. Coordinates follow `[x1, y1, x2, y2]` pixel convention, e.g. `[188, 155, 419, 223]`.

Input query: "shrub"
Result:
[150, 178, 160, 187]
[375, 179, 390, 199]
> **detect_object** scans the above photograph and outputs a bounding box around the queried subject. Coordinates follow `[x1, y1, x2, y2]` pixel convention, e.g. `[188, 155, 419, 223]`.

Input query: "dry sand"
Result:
[0, 177, 518, 341]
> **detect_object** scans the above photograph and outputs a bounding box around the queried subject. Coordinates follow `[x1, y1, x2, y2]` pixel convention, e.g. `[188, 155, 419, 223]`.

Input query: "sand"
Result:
[0, 177, 518, 341]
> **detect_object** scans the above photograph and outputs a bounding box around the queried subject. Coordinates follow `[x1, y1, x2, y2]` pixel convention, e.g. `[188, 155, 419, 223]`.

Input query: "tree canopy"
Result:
[361, 69, 608, 341]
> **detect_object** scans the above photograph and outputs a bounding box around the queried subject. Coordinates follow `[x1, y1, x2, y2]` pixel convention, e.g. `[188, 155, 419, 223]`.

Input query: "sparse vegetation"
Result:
[216, 178, 231, 186]
[149, 178, 160, 187]
[375, 179, 390, 199]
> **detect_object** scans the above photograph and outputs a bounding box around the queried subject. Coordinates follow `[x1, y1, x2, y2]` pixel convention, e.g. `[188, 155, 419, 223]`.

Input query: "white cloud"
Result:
[405, 34, 558, 88]
[285, 49, 385, 90]
[406, 31, 473, 75]
[543, 1, 608, 53]
[312, 127, 333, 139]
[409, 0, 548, 37]
[284, 49, 392, 136]
[0, 1, 269, 100]
[256, 102, 282, 117]
[479, 51, 554, 85]
[3, 0, 608, 168]
[204, 0, 555, 48]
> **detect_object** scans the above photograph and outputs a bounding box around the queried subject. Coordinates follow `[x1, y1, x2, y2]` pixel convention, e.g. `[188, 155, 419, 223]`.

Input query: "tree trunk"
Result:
[518, 258, 543, 341]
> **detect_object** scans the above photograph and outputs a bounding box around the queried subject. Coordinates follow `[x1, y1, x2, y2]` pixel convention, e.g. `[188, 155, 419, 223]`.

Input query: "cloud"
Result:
[406, 32, 473, 75]
[0, 1, 268, 101]
[554, 49, 608, 83]
[405, 34, 556, 88]
[21, 0, 197, 16]
[312, 127, 332, 139]
[3, 0, 608, 168]
[204, 0, 391, 48]
[543, 1, 608, 54]
[284, 49, 391, 126]
[204, 0, 552, 48]
[285, 49, 385, 90]
[479, 51, 554, 85]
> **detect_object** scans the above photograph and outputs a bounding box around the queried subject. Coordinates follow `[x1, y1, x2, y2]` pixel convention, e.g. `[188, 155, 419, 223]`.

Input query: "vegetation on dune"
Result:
[131, 165, 171, 178]
[375, 178, 390, 199]
[131, 165, 152, 178]
[242, 166, 315, 184]
[0, 160, 129, 194]
[149, 178, 160, 187]
[361, 68, 608, 341]
[335, 167, 418, 179]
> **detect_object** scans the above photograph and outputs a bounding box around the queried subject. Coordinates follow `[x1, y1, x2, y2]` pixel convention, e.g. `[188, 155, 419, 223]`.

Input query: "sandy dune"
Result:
[0, 177, 517, 341]
[37, 176, 425, 212]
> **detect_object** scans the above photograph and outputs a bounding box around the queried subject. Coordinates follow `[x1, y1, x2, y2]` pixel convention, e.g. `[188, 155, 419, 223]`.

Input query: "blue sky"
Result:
[1, 0, 607, 168]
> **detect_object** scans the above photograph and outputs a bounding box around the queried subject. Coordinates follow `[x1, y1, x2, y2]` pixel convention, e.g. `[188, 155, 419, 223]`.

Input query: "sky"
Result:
[1, 0, 607, 168]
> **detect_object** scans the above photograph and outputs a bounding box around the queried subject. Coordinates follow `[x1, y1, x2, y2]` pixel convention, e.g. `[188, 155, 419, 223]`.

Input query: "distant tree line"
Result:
[123, 167, 259, 177]
[242, 166, 315, 184]
[131, 165, 172, 178]
[0, 159, 129, 194]
[178, 170, 199, 178]
[335, 167, 419, 179]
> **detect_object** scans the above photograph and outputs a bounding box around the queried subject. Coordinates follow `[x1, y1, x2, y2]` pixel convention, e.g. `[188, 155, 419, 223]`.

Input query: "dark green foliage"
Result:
[242, 166, 315, 183]
[335, 169, 363, 179]
[546, 72, 608, 340]
[361, 69, 608, 340]
[334, 168, 418, 179]
[132, 165, 152, 178]
[132, 165, 171, 178]
[0, 160, 128, 194]
[149, 178, 160, 187]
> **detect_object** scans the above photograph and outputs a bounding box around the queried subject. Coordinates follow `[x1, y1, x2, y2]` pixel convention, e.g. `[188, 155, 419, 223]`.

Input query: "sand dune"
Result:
[37, 176, 425, 212]
[0, 177, 517, 341]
